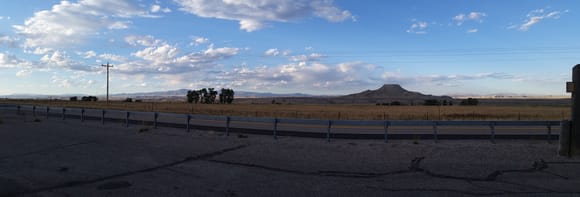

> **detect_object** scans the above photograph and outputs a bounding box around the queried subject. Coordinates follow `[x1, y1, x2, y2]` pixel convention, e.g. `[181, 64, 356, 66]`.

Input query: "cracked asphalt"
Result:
[1, 112, 580, 196]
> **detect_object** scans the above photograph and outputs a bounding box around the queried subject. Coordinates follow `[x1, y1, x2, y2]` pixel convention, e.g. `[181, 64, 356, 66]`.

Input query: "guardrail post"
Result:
[326, 120, 332, 142]
[62, 108, 66, 120]
[489, 122, 496, 144]
[32, 106, 36, 117]
[432, 122, 439, 143]
[225, 116, 230, 136]
[125, 112, 130, 127]
[101, 110, 105, 125]
[81, 109, 85, 122]
[186, 115, 191, 132]
[547, 124, 552, 144]
[46, 107, 50, 119]
[384, 121, 390, 143]
[273, 118, 278, 140]
[154, 113, 158, 128]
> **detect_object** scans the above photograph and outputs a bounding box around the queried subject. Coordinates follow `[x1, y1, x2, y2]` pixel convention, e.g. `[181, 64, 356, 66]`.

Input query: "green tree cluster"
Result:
[187, 88, 234, 104]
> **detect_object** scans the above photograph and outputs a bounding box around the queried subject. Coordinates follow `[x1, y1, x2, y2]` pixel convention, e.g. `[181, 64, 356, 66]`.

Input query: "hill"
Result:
[335, 84, 453, 104]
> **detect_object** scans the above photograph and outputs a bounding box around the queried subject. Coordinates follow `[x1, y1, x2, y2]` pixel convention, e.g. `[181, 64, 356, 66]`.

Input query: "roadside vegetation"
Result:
[0, 99, 569, 121]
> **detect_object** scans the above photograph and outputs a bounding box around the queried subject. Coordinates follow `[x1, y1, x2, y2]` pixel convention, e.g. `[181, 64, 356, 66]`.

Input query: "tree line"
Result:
[187, 88, 234, 104]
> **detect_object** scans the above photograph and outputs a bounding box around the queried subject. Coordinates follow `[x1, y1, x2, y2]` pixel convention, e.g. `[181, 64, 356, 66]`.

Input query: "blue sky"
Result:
[0, 0, 578, 97]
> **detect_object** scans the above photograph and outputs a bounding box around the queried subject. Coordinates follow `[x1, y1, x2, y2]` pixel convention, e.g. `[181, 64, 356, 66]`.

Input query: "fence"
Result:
[1, 104, 561, 143]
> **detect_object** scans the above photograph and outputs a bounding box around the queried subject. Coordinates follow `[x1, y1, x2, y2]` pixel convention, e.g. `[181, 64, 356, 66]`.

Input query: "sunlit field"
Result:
[2, 99, 570, 121]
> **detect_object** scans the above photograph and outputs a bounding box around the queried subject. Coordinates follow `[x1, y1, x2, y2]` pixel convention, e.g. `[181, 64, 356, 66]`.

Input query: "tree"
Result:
[187, 88, 234, 104]
[187, 90, 200, 103]
[69, 96, 78, 101]
[208, 88, 218, 104]
[81, 96, 97, 102]
[460, 98, 479, 106]
[220, 88, 235, 104]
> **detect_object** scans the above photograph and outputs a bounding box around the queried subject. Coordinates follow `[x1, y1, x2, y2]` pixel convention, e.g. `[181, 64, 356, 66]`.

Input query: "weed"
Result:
[138, 127, 150, 133]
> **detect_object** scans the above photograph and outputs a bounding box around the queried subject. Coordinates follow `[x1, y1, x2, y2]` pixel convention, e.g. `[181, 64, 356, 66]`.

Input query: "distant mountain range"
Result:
[0, 89, 313, 99]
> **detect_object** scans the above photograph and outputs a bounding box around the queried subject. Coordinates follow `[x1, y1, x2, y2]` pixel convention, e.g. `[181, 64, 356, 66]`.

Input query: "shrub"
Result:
[460, 98, 479, 106]
[423, 99, 441, 106]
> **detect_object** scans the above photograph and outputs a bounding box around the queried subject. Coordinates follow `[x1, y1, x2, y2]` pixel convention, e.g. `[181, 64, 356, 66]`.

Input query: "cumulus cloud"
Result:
[453, 12, 487, 26]
[13, 0, 159, 51]
[191, 36, 209, 46]
[290, 53, 325, 62]
[150, 4, 171, 13]
[0, 53, 41, 77]
[0, 53, 21, 68]
[406, 20, 428, 34]
[0, 35, 18, 48]
[99, 53, 128, 62]
[174, 0, 353, 32]
[514, 9, 567, 31]
[78, 50, 97, 59]
[214, 61, 381, 91]
[264, 48, 280, 56]
[117, 35, 240, 74]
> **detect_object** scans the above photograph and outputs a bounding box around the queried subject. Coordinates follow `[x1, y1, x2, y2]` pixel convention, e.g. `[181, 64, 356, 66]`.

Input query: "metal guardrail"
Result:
[1, 104, 561, 143]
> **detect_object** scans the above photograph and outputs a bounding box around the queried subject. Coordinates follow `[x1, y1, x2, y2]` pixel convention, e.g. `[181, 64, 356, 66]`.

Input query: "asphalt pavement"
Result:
[1, 111, 580, 196]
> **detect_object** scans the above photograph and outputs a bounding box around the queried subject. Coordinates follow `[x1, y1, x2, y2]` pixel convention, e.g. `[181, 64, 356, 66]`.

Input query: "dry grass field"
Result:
[1, 99, 570, 121]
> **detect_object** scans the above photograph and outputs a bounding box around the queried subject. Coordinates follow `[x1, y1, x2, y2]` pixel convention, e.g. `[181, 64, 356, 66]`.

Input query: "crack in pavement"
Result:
[365, 185, 580, 196]
[1, 144, 248, 197]
[0, 140, 98, 161]
[206, 157, 580, 195]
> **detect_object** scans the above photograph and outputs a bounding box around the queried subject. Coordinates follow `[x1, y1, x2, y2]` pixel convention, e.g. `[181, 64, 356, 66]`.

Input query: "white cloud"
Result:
[290, 53, 325, 62]
[150, 4, 171, 13]
[406, 20, 428, 34]
[264, 48, 280, 56]
[0, 35, 18, 48]
[99, 53, 128, 62]
[214, 61, 381, 91]
[174, 0, 353, 32]
[79, 50, 97, 59]
[40, 50, 96, 72]
[117, 36, 240, 74]
[13, 0, 155, 50]
[467, 28, 478, 33]
[191, 36, 209, 46]
[516, 9, 567, 31]
[0, 16, 11, 20]
[453, 12, 487, 26]
[0, 53, 21, 68]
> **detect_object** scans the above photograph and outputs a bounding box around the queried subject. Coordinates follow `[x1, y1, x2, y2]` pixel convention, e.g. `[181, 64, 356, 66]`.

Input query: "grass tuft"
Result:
[138, 127, 150, 133]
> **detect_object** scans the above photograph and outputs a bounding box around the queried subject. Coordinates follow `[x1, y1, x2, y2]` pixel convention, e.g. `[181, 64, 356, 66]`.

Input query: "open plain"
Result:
[0, 99, 571, 121]
[1, 108, 580, 196]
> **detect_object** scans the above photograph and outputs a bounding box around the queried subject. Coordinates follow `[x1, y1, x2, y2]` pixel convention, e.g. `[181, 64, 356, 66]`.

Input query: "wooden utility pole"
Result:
[102, 62, 113, 104]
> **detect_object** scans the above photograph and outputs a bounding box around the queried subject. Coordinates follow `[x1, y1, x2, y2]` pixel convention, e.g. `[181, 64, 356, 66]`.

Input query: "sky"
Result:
[0, 0, 579, 97]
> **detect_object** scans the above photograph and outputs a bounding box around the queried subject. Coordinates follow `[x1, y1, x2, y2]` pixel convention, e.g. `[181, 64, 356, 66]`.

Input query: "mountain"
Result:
[335, 84, 453, 104]
[1, 85, 450, 104]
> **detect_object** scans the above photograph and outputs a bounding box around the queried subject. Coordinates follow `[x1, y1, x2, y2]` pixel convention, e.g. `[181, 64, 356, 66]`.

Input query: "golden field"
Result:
[1, 99, 571, 121]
